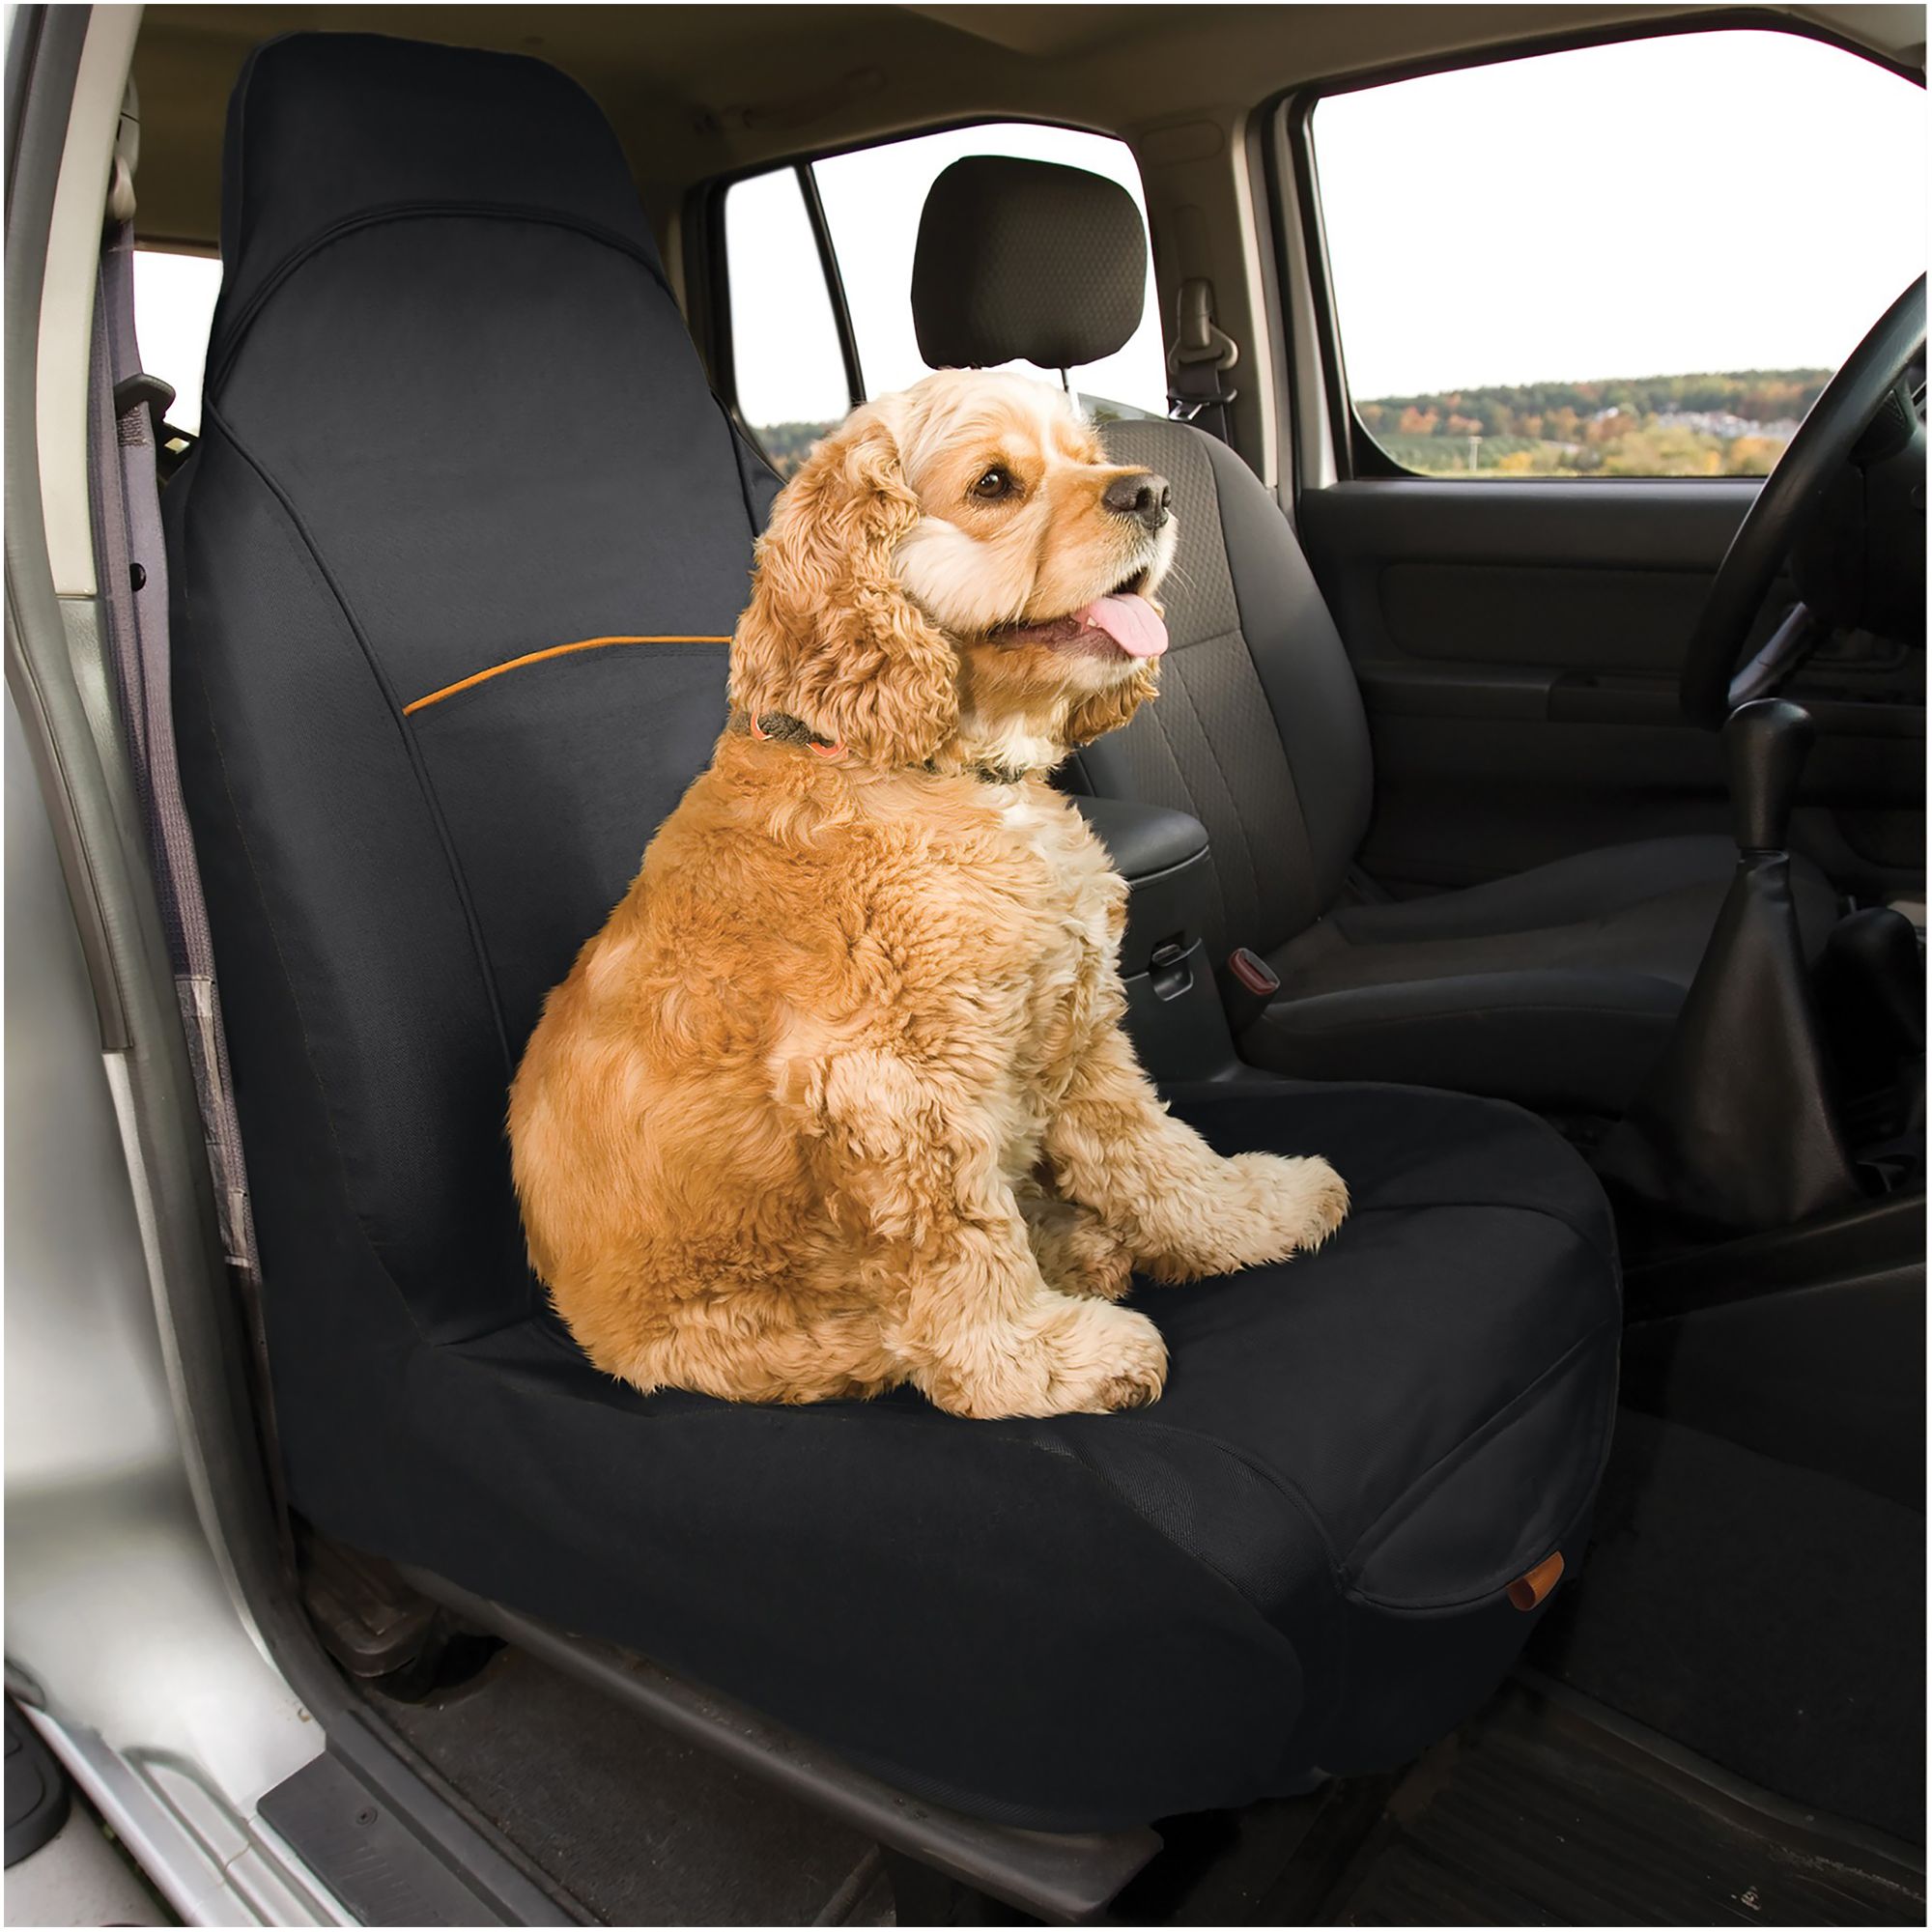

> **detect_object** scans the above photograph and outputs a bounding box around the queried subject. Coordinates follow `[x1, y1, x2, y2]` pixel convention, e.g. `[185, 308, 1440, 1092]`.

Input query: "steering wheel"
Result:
[1680, 274, 1926, 729]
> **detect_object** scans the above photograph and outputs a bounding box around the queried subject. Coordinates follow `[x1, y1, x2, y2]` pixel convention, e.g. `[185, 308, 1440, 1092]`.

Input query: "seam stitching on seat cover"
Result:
[1206, 432, 1323, 930]
[1174, 661, 1264, 915]
[1342, 1194, 1614, 1256]
[1021, 1430, 1339, 1625]
[210, 201, 674, 391]
[177, 463, 440, 1346]
[203, 398, 516, 1083]
[1105, 1416, 1345, 1577]
[1168, 660, 1265, 938]
[1343, 1307, 1621, 1605]
[1259, 993, 1681, 1037]
[196, 409, 537, 1331]
[1144, 695, 1236, 948]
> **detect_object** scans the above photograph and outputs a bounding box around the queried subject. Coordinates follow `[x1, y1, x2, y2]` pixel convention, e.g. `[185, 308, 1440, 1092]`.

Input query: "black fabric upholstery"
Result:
[1253, 838, 1842, 1113]
[912, 156, 1147, 372]
[166, 32, 1619, 1830]
[1072, 419, 1375, 963]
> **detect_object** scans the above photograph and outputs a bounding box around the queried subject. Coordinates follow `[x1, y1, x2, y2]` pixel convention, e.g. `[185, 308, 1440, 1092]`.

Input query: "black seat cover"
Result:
[911, 156, 1838, 1114]
[167, 33, 1619, 1829]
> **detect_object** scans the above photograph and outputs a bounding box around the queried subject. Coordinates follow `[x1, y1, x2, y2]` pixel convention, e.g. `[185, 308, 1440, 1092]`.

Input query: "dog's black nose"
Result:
[1103, 471, 1172, 530]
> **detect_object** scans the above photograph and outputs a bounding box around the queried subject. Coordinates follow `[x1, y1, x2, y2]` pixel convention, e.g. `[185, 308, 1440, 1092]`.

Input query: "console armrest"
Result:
[1070, 795, 1208, 883]
[1068, 794, 1235, 1080]
[1070, 795, 1212, 976]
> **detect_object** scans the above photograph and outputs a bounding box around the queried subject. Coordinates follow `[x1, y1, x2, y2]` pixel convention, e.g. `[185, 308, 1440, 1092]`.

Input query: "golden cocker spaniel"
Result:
[510, 371, 1347, 1418]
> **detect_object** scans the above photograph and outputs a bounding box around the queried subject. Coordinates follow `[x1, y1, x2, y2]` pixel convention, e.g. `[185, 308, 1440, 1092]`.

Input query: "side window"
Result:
[131, 249, 223, 437]
[723, 122, 1168, 469]
[723, 168, 854, 476]
[1310, 29, 1925, 479]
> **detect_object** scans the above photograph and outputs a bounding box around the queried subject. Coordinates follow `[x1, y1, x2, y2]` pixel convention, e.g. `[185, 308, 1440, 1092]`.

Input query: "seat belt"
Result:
[1166, 277, 1240, 446]
[92, 153, 264, 1293]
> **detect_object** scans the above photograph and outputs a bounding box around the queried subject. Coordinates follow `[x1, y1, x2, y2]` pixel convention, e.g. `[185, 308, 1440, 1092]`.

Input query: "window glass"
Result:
[724, 167, 853, 474]
[1312, 31, 1925, 477]
[131, 249, 222, 437]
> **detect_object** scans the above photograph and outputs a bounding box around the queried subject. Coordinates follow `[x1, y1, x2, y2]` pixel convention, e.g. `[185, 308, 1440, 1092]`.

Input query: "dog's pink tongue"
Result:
[1076, 593, 1168, 659]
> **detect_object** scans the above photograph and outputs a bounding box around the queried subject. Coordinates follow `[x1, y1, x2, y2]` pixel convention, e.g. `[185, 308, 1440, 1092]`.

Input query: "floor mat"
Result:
[373, 1647, 890, 1925]
[1308, 1685, 1923, 1926]
[1530, 1410, 1925, 1845]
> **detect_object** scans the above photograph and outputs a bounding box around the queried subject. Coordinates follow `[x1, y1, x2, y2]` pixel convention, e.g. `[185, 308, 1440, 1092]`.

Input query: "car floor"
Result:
[1529, 1408, 1926, 1848]
[371, 1648, 894, 1926]
[368, 1406, 1925, 1926]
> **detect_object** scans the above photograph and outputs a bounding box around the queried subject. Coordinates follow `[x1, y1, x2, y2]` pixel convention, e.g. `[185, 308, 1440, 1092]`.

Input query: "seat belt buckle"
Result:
[1225, 947, 1279, 1036]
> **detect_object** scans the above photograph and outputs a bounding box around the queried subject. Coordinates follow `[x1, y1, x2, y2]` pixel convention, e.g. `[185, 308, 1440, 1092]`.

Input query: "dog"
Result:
[509, 371, 1347, 1418]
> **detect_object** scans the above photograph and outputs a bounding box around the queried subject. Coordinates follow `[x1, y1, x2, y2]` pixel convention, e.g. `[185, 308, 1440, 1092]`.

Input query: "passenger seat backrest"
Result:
[168, 34, 771, 1344]
[1081, 419, 1374, 959]
[911, 156, 1375, 961]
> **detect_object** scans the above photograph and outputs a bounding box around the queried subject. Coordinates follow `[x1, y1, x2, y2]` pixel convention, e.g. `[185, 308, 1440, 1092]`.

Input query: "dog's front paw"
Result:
[1142, 1152, 1349, 1279]
[1233, 1151, 1350, 1256]
[1036, 1299, 1167, 1415]
[923, 1299, 1167, 1419]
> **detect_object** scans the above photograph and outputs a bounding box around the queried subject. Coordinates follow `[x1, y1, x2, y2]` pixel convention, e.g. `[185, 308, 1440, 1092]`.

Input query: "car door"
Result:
[1276, 23, 1925, 902]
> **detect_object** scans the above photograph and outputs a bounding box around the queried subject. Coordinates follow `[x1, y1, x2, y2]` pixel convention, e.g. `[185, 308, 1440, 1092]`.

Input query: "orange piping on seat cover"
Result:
[404, 635, 732, 716]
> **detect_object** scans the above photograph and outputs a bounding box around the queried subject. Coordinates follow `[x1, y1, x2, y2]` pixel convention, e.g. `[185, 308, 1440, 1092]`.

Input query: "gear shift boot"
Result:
[1597, 701, 1861, 1236]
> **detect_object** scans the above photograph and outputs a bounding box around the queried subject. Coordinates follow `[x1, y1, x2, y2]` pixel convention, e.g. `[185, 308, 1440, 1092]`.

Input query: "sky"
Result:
[1315, 28, 1926, 398]
[134, 26, 1925, 436]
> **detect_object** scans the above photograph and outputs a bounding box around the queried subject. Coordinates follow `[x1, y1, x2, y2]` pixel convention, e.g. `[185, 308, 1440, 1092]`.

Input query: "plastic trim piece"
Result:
[400, 1568, 1164, 1925]
[258, 1749, 573, 1927]
[16, 1701, 343, 1925]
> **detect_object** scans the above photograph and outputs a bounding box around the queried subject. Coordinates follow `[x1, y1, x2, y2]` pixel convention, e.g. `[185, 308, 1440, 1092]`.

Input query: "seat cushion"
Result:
[1252, 837, 1842, 1113]
[277, 1081, 1619, 1831]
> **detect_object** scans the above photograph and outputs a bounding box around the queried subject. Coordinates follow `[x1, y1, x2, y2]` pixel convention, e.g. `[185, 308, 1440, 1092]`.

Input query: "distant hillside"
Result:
[1359, 370, 1828, 477]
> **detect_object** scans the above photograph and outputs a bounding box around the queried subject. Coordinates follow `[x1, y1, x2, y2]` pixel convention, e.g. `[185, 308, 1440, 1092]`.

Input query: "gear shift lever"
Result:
[1727, 696, 1814, 853]
[1597, 700, 1861, 1236]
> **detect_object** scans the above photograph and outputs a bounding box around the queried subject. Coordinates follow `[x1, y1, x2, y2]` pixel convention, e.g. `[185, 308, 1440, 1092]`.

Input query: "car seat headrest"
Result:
[911, 155, 1148, 374]
[211, 32, 660, 378]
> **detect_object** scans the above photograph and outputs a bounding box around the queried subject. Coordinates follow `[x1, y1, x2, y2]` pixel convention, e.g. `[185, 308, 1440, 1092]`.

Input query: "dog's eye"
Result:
[972, 466, 1017, 500]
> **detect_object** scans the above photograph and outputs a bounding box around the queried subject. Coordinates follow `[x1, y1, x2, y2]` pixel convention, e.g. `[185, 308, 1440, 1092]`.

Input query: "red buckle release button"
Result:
[1229, 947, 1280, 998]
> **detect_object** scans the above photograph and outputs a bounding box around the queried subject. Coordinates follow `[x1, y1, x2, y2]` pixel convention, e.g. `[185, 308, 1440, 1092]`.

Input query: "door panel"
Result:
[1298, 479, 1925, 898]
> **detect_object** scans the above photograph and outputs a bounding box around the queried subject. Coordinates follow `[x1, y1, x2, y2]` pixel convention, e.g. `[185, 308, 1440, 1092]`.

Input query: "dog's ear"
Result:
[730, 397, 959, 768]
[1064, 664, 1159, 747]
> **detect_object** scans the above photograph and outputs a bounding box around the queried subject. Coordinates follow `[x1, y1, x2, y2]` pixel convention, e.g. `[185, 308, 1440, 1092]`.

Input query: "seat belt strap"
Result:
[93, 216, 263, 1287]
[1167, 277, 1240, 447]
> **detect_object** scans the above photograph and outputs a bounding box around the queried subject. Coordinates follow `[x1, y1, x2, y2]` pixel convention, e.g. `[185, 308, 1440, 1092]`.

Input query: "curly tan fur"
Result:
[510, 372, 1347, 1418]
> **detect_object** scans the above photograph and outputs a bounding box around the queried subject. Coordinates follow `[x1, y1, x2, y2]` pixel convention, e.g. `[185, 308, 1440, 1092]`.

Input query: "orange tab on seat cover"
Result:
[1507, 1549, 1565, 1611]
